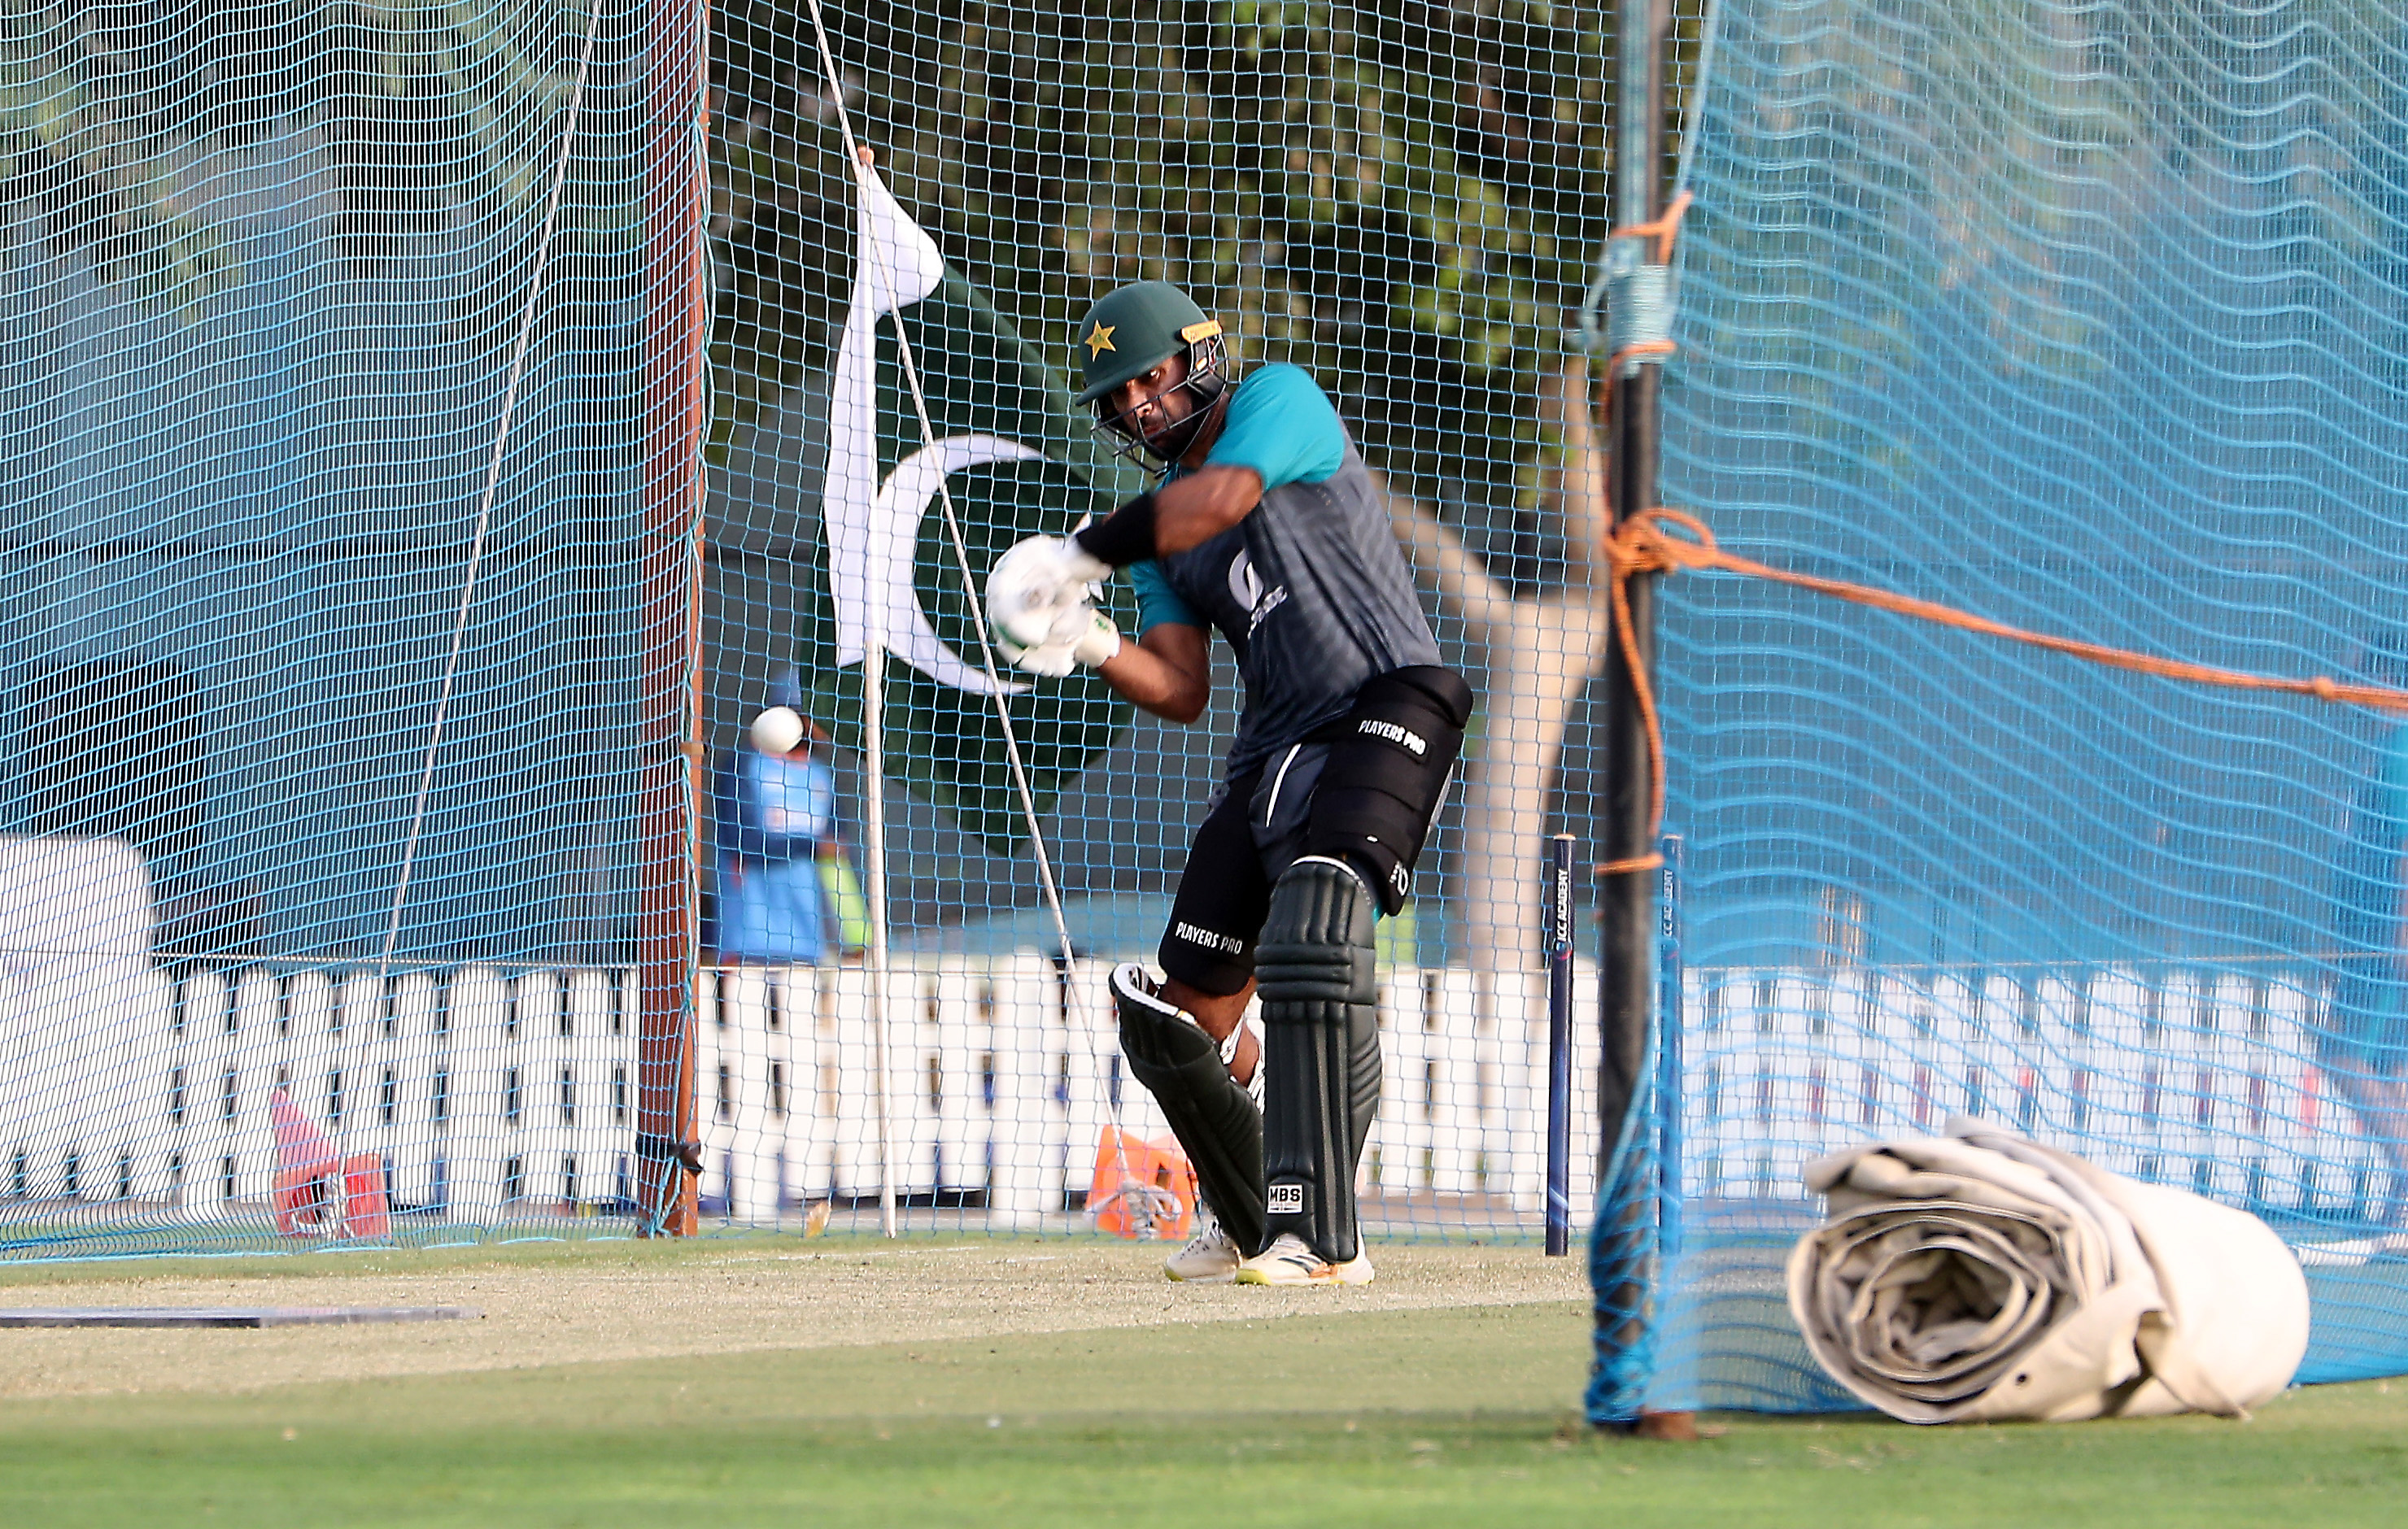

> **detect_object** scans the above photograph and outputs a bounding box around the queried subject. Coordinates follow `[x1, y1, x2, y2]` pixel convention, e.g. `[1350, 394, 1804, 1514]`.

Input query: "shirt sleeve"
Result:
[1203, 364, 1347, 490]
[1127, 559, 1201, 632]
[796, 760, 836, 843]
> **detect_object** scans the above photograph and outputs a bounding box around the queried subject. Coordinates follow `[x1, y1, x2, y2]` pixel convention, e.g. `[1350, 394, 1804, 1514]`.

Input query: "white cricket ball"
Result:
[750, 706, 806, 756]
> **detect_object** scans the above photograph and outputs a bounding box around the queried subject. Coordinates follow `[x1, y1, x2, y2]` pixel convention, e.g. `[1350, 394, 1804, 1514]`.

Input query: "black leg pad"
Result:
[1256, 856, 1381, 1263]
[1349, 999, 1382, 1169]
[1113, 965, 1264, 1256]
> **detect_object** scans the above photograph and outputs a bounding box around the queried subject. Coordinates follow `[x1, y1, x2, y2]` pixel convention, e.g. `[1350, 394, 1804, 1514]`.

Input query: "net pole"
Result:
[1546, 833, 1577, 1257]
[1656, 834, 1685, 1286]
[1591, 0, 1678, 1431]
[635, 0, 709, 1239]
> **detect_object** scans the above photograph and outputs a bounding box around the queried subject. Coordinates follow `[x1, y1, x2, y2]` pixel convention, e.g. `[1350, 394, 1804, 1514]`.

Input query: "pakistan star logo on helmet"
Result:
[1073, 281, 1230, 465]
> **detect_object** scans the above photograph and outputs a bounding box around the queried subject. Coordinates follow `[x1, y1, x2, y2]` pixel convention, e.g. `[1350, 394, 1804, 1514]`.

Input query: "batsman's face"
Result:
[1109, 352, 1194, 443]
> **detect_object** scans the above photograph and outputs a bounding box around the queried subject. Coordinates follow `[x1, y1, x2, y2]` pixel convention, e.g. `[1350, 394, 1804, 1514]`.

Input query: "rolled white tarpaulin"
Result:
[1787, 1119, 2310, 1423]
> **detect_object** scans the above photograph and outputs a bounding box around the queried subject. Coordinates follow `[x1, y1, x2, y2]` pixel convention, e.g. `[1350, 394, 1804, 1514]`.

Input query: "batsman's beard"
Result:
[1099, 373, 1227, 465]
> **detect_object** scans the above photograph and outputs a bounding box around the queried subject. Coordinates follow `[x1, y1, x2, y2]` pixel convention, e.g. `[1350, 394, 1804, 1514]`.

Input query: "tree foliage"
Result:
[2, 0, 623, 320]
[9, 0, 1634, 512]
[711, 0, 1621, 497]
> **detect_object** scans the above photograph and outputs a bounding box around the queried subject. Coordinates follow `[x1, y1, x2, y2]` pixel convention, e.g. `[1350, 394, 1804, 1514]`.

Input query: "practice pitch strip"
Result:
[0, 1239, 1582, 1401]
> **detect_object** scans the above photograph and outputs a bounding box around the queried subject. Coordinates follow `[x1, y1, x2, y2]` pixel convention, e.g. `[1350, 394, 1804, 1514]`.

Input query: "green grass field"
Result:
[0, 1239, 2400, 1527]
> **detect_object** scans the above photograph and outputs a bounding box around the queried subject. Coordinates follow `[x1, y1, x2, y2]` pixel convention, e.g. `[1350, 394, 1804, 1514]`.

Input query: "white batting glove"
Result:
[996, 610, 1122, 677]
[996, 632, 1076, 677]
[985, 535, 1110, 652]
[1070, 609, 1123, 667]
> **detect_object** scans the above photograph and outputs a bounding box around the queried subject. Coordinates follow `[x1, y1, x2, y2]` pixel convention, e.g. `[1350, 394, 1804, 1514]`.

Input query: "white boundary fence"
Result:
[0, 956, 2380, 1248]
[1682, 965, 2384, 1219]
[0, 957, 1599, 1240]
[687, 960, 1595, 1233]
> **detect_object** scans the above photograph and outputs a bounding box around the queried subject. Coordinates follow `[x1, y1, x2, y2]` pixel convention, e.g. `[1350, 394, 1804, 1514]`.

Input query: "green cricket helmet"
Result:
[1072, 281, 1231, 462]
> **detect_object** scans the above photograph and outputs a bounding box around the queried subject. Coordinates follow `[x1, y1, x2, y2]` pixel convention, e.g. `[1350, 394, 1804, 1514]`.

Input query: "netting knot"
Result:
[1604, 508, 1717, 582]
[1580, 192, 1695, 359]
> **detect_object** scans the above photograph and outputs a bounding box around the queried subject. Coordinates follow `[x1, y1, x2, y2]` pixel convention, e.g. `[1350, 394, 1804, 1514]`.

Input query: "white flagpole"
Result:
[851, 138, 899, 1239]
[860, 632, 898, 1240]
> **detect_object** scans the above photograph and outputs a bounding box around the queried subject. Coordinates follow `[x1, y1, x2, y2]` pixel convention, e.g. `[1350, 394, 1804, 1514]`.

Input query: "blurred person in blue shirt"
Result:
[713, 704, 837, 965]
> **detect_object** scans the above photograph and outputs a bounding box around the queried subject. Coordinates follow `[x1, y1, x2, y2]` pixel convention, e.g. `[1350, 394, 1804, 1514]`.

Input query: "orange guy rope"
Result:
[1592, 506, 2408, 876]
[1617, 189, 1694, 265]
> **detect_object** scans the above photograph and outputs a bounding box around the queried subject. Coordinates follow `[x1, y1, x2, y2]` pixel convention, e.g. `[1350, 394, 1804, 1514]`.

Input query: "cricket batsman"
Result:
[984, 281, 1472, 1286]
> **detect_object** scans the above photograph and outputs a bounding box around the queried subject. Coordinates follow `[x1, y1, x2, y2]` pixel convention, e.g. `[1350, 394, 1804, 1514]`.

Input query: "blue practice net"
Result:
[1, 0, 712, 1252]
[1, 3, 1629, 1260]
[1637, 0, 2408, 1410]
[8, 0, 2402, 1424]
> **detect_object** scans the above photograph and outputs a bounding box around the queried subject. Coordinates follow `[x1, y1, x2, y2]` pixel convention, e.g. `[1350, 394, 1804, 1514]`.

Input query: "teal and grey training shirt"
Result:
[1124, 364, 1441, 779]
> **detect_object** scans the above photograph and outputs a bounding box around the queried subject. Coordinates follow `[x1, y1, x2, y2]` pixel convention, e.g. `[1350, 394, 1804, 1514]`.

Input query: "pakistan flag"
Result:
[795, 161, 1148, 853]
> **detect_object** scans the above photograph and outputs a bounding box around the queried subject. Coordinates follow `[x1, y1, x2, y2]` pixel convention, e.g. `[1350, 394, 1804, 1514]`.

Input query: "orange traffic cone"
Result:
[268, 1088, 339, 1237]
[340, 1153, 390, 1239]
[266, 1091, 390, 1239]
[1088, 1126, 1197, 1241]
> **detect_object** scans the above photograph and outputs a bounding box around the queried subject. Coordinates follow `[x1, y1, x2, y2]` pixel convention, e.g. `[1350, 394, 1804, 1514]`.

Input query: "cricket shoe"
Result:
[1232, 1232, 1375, 1287]
[1163, 1203, 1242, 1284]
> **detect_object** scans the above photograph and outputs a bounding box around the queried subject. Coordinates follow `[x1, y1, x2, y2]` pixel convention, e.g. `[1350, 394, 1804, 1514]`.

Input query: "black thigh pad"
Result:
[1304, 665, 1473, 914]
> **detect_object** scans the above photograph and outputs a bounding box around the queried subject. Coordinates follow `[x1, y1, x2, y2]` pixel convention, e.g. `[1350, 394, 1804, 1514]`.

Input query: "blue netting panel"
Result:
[1647, 0, 2408, 1409]
[0, 1, 709, 1254]
[2, 3, 1641, 1261]
[697, 1, 1634, 1243]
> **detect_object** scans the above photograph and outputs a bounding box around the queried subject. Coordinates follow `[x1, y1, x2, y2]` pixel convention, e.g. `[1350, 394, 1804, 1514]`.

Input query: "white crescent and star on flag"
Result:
[824, 161, 1032, 697]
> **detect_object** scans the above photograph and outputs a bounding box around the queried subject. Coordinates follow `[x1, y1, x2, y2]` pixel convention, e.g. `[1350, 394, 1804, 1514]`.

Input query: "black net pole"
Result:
[1599, 0, 1666, 1183]
[1590, 0, 1690, 1436]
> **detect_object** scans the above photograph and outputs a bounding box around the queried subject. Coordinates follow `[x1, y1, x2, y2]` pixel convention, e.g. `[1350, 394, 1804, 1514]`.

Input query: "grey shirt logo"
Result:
[1155, 439, 1442, 778]
[1227, 550, 1289, 637]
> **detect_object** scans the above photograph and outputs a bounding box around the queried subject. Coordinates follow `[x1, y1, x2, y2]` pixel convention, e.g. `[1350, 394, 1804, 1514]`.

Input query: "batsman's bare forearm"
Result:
[1150, 464, 1263, 553]
[1071, 466, 1259, 566]
[1097, 622, 1211, 723]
